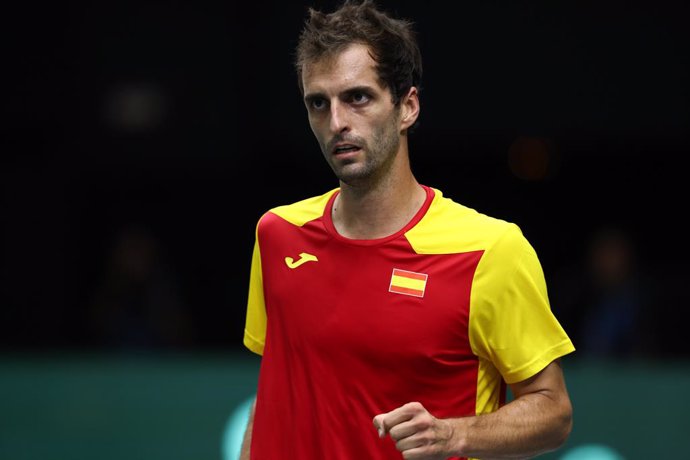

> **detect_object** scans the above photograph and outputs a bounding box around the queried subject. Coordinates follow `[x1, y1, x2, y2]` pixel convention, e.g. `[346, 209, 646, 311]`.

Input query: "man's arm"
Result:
[239, 398, 256, 460]
[372, 359, 573, 460]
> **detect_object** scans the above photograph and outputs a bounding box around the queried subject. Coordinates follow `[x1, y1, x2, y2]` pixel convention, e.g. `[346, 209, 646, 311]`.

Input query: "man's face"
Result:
[301, 43, 402, 186]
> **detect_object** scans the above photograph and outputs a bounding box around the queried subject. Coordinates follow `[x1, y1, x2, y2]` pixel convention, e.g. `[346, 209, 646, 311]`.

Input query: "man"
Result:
[241, 1, 575, 459]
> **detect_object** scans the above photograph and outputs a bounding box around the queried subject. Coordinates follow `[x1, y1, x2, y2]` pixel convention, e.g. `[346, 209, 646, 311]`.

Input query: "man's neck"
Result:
[332, 174, 426, 240]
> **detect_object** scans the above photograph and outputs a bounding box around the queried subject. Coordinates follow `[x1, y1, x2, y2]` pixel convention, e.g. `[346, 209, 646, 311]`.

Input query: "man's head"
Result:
[295, 0, 422, 110]
[294, 1, 423, 187]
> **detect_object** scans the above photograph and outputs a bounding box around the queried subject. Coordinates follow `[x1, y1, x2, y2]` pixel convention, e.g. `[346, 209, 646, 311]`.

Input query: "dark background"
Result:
[3, 1, 689, 357]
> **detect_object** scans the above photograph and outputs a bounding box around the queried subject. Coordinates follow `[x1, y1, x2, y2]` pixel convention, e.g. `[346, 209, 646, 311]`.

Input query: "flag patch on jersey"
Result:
[389, 268, 428, 298]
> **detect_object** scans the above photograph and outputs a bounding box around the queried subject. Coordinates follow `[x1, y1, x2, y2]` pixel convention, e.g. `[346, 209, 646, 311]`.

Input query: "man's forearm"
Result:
[448, 391, 572, 459]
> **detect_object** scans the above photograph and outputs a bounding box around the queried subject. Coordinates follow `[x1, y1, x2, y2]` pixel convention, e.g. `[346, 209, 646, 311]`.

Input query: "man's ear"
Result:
[400, 86, 420, 131]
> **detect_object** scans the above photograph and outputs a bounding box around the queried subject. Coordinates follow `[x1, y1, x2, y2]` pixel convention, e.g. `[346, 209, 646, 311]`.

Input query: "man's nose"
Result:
[329, 101, 350, 134]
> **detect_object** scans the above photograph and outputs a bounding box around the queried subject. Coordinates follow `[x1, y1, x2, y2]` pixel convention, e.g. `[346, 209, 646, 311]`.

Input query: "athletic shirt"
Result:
[243, 185, 575, 460]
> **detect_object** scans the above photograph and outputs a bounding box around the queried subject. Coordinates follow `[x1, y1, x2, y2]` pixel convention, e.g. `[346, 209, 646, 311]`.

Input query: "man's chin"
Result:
[337, 172, 374, 189]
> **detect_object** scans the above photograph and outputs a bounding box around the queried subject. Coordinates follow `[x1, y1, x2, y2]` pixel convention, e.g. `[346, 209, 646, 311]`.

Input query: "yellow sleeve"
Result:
[469, 224, 575, 384]
[243, 229, 266, 355]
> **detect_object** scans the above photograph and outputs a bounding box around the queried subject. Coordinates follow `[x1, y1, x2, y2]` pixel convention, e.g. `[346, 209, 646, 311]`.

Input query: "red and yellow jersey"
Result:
[243, 185, 574, 460]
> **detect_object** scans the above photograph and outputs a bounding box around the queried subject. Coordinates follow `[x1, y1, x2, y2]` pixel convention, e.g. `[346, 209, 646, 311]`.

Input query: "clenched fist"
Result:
[372, 402, 457, 460]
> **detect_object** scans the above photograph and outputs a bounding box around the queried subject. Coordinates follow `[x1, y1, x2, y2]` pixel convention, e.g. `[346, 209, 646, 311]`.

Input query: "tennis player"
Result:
[241, 1, 575, 459]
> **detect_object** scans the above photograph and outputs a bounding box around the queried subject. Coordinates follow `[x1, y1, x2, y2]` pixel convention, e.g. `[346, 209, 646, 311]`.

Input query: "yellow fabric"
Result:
[243, 223, 267, 355]
[468, 223, 573, 384]
[269, 188, 338, 226]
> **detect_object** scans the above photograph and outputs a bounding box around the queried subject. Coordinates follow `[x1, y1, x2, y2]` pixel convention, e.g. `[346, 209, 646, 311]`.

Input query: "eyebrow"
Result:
[304, 85, 377, 103]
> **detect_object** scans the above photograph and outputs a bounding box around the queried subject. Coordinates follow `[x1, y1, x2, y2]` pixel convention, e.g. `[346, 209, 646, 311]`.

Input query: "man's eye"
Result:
[310, 99, 326, 110]
[351, 93, 370, 104]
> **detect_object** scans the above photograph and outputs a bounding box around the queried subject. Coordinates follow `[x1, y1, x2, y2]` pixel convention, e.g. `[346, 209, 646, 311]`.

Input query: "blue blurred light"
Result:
[221, 395, 255, 460]
[560, 443, 626, 460]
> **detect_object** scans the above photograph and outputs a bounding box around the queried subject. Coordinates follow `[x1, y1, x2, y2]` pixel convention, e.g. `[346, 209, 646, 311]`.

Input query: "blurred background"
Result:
[2, 1, 689, 459]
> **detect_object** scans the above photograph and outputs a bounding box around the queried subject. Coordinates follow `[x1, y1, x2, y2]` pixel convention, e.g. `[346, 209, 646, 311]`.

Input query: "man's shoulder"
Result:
[407, 187, 522, 254]
[427, 187, 516, 231]
[259, 188, 338, 228]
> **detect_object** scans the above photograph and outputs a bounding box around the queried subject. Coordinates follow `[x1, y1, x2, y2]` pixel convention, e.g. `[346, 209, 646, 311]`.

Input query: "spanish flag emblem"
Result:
[389, 268, 428, 298]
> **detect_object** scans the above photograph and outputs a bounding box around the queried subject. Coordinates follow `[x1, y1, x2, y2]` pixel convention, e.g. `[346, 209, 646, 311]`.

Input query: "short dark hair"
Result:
[294, 0, 423, 109]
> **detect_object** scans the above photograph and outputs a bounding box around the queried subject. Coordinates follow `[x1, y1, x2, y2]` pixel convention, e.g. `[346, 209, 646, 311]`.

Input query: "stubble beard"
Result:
[326, 117, 401, 188]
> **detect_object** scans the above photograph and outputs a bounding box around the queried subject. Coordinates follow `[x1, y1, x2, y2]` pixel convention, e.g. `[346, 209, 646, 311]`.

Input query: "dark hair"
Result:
[295, 0, 422, 109]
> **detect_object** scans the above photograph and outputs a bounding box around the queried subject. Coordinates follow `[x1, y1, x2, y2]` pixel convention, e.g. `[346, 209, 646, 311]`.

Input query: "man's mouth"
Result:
[333, 144, 360, 155]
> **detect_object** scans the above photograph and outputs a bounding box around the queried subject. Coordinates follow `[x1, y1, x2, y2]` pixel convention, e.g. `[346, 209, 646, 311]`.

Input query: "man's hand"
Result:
[372, 402, 456, 460]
